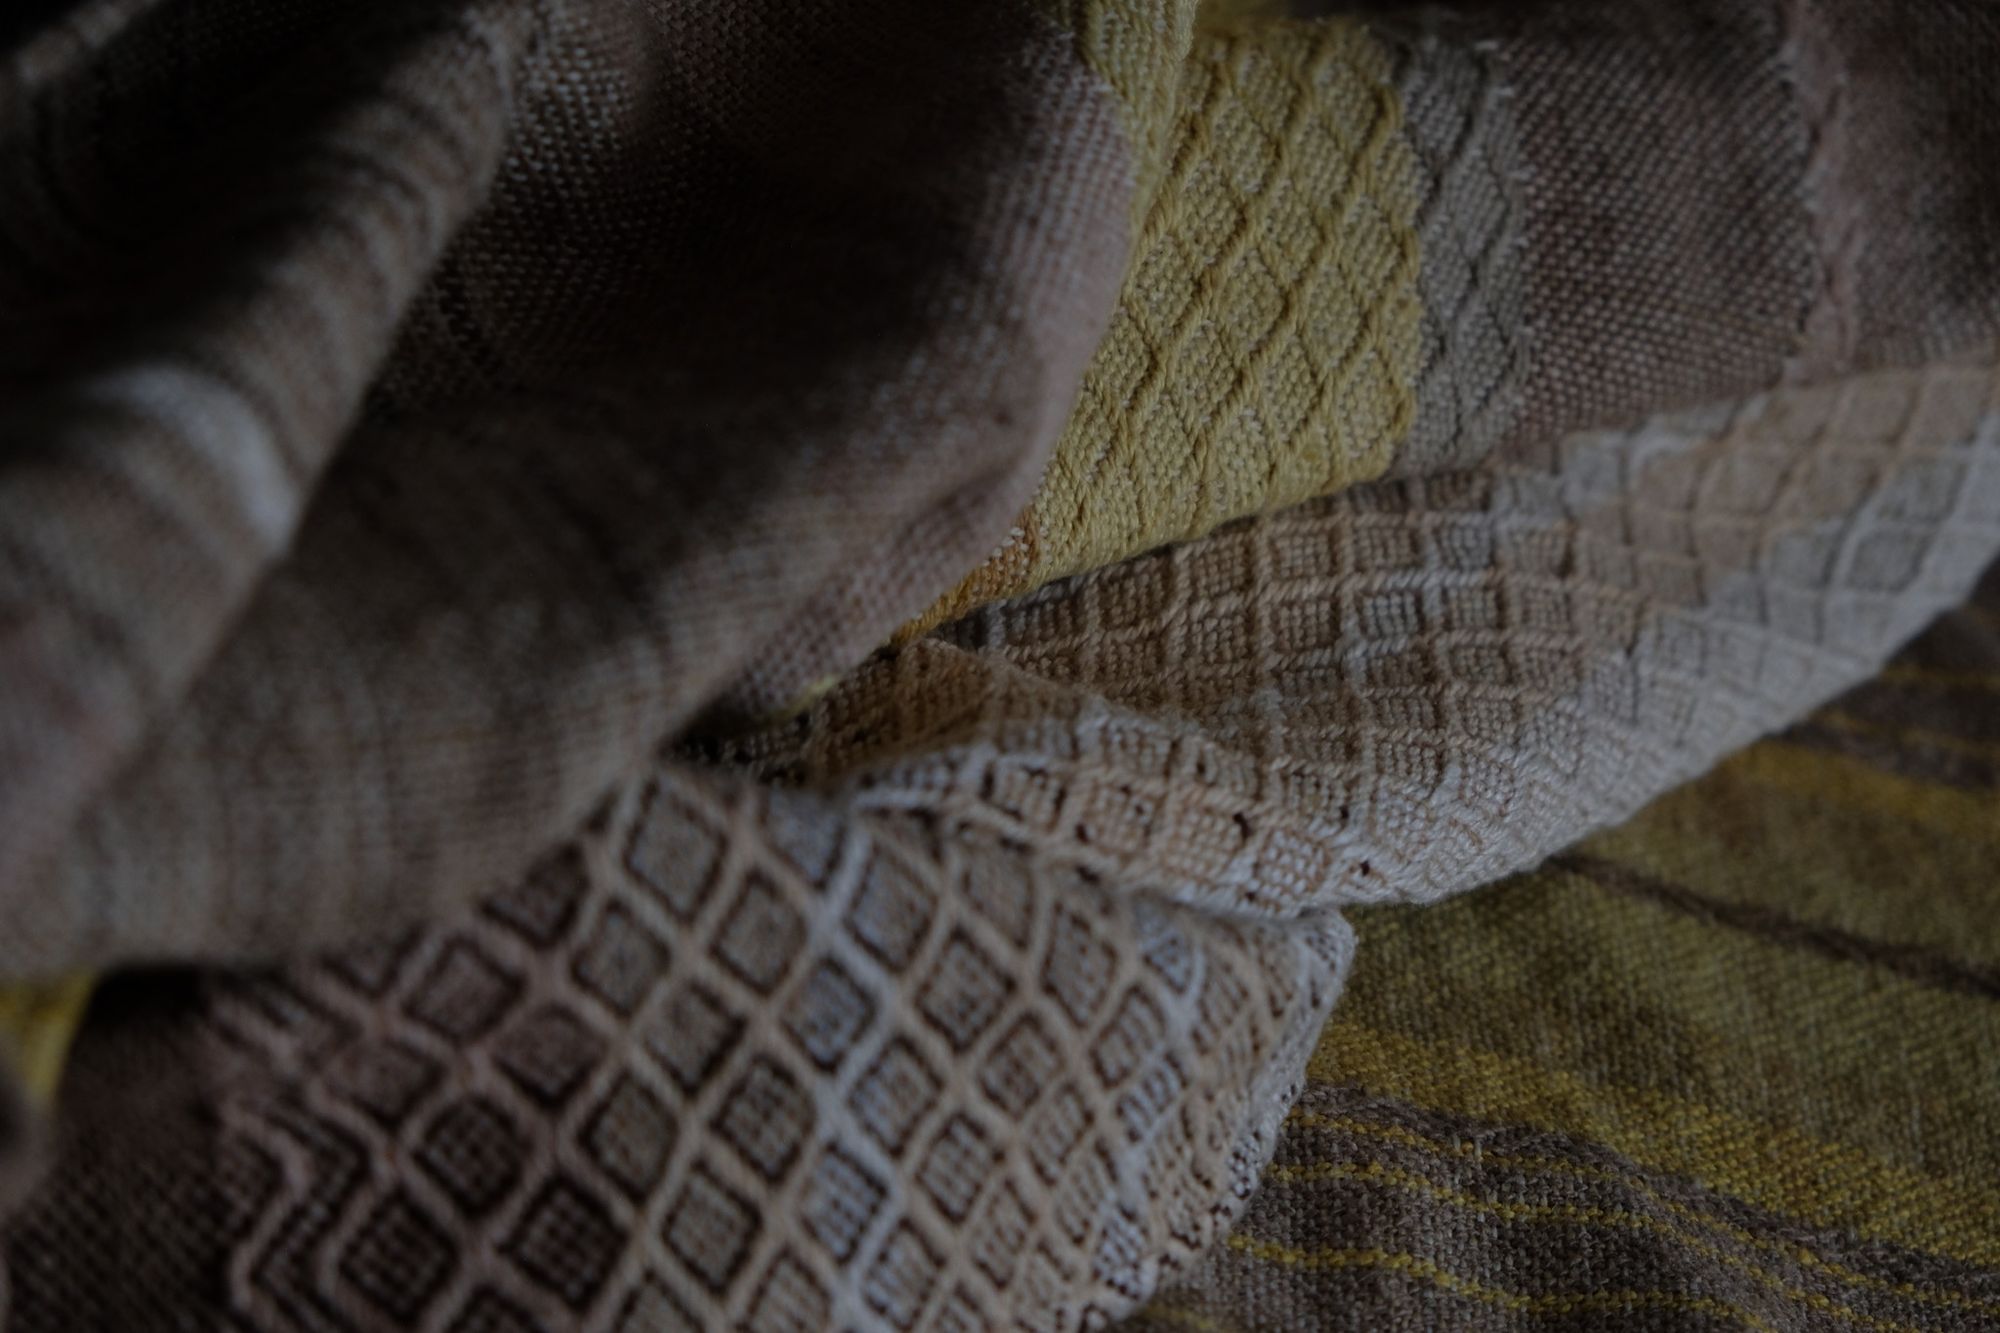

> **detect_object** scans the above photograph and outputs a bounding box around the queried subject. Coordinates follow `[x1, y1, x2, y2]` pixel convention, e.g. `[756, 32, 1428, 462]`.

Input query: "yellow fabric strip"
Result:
[1339, 872, 2000, 1185]
[1136, 1301, 1242, 1333]
[0, 975, 94, 1105]
[1585, 760, 2000, 973]
[1307, 1023, 2000, 1269]
[910, 14, 1423, 633]
[1029, 0, 1202, 221]
[1876, 663, 2000, 691]
[1721, 740, 2000, 848]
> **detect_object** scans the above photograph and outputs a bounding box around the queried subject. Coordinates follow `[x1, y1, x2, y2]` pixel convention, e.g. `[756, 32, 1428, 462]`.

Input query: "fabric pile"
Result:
[1, 0, 1996, 1328]
[1127, 559, 2000, 1329]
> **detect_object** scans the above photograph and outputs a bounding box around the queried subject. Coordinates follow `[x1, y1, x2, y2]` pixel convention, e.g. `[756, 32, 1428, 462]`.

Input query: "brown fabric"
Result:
[0, 0, 1129, 971]
[1381, 21, 1527, 475]
[1490, 0, 1818, 448]
[0, 977, 227, 1330]
[4, 1, 2000, 1330]
[1791, 2, 2000, 372]
[1363, 0, 2000, 453]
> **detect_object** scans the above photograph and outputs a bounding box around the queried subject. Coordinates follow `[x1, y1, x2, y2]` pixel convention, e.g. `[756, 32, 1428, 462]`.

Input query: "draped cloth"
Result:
[2, 1, 1997, 1328]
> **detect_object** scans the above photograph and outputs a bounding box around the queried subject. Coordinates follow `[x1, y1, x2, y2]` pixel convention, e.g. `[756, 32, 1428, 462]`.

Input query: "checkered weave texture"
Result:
[1121, 554, 2000, 1333]
[5, 1, 2000, 1330]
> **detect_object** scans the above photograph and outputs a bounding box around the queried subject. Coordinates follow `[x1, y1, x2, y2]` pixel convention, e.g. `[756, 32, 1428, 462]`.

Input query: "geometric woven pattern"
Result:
[9, 5, 2000, 1333]
[1123, 562, 2000, 1329]
[172, 778, 1347, 1331]
[915, 18, 1423, 631]
[1384, 23, 1525, 473]
[758, 355, 2000, 919]
[20, 351, 1993, 1329]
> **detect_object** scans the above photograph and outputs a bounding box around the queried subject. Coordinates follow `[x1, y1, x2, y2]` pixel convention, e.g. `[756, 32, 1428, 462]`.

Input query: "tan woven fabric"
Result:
[1121, 564, 2000, 1333]
[4, 1, 2000, 1329]
[0, 0, 1130, 971]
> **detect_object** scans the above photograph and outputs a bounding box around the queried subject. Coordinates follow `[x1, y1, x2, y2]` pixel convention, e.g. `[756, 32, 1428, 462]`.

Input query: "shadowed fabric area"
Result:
[2, 0, 1998, 1328]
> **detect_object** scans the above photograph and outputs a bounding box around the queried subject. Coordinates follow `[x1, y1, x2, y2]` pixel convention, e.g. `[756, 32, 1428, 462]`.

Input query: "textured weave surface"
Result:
[913, 18, 1424, 631]
[3, 786, 1349, 1330]
[917, 0, 1992, 633]
[13, 355, 1995, 1329]
[0, 0, 1131, 972]
[773, 357, 2000, 917]
[4, 2, 2000, 1330]
[1122, 563, 2000, 1331]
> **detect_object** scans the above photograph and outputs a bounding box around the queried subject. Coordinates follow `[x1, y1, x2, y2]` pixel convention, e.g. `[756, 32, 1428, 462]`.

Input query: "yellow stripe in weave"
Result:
[1724, 740, 2000, 851]
[1590, 744, 2000, 972]
[1343, 867, 2000, 1179]
[911, 14, 1423, 634]
[1028, 0, 1202, 222]
[0, 975, 93, 1105]
[1310, 1025, 2000, 1270]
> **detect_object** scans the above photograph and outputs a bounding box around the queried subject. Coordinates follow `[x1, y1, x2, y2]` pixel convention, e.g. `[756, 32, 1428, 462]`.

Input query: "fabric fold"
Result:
[0, 0, 1133, 974]
[3, 2, 2000, 1330]
[0, 0, 545, 932]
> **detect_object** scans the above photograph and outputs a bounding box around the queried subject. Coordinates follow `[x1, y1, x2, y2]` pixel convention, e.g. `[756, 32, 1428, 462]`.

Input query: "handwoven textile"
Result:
[1121, 564, 2000, 1333]
[3, 1, 2000, 1330]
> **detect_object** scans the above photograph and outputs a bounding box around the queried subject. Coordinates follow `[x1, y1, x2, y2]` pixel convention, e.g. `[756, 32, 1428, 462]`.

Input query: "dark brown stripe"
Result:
[1832, 680, 2000, 746]
[1880, 588, 2000, 687]
[1554, 851, 2000, 1002]
[1781, 714, 1999, 792]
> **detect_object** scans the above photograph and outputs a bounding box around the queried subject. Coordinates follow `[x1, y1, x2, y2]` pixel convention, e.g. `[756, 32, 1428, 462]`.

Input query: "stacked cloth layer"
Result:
[2, 0, 1998, 1328]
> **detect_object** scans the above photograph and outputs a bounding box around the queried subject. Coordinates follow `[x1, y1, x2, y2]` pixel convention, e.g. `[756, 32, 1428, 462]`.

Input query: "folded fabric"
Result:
[2, 1, 1998, 1329]
[1127, 561, 2000, 1331]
